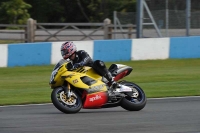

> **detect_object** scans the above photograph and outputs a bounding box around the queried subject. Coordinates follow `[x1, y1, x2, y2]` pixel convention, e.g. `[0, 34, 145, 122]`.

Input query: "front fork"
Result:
[64, 83, 73, 98]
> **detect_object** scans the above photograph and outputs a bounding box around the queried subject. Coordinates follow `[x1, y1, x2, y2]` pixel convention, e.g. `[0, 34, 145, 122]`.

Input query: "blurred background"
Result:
[0, 0, 199, 42]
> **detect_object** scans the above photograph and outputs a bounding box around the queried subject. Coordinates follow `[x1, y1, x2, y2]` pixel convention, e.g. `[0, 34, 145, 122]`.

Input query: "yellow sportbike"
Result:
[49, 60, 146, 114]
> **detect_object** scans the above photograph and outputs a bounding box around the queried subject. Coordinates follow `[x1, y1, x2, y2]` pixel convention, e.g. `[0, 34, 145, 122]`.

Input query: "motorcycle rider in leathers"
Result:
[60, 41, 118, 92]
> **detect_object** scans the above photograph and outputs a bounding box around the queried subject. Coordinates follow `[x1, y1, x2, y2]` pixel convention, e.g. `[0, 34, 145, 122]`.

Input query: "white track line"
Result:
[0, 96, 200, 108]
[0, 103, 53, 108]
[148, 95, 200, 100]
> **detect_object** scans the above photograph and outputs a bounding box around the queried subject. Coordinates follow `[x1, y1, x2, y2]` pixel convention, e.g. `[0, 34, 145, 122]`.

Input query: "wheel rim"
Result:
[60, 91, 77, 105]
[56, 89, 80, 108]
[131, 87, 139, 98]
[124, 83, 145, 103]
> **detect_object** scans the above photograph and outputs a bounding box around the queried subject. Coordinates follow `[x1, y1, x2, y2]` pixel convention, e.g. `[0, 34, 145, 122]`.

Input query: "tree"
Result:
[24, 0, 65, 23]
[0, 0, 137, 23]
[0, 0, 31, 24]
[24, 0, 136, 23]
[83, 0, 137, 22]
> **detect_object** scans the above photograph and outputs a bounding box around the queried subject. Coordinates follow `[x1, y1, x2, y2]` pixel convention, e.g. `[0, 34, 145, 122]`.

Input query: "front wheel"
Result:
[51, 87, 82, 114]
[120, 81, 146, 111]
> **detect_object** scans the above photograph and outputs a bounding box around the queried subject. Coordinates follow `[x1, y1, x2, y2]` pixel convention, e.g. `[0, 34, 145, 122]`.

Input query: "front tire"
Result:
[51, 87, 82, 114]
[120, 81, 146, 111]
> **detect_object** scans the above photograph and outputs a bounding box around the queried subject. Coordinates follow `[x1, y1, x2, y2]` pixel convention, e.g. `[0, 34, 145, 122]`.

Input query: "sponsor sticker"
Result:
[89, 95, 102, 102]
[73, 79, 79, 84]
[88, 84, 105, 93]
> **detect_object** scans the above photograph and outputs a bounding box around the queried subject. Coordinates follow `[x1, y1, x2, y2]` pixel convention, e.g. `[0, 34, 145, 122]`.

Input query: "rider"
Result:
[60, 41, 118, 91]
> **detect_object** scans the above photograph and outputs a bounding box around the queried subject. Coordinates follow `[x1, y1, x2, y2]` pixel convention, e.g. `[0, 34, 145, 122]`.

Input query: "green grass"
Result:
[0, 59, 200, 105]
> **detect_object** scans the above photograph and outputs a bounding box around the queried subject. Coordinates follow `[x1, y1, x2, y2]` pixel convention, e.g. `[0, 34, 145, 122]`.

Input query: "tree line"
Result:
[1, 0, 199, 25]
[0, 0, 136, 24]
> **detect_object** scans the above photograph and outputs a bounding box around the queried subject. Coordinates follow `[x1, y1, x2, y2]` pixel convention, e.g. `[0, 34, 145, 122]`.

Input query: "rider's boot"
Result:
[104, 72, 118, 94]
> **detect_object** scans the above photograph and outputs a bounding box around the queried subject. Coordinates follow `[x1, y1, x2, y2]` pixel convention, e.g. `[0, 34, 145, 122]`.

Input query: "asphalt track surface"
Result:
[0, 97, 200, 133]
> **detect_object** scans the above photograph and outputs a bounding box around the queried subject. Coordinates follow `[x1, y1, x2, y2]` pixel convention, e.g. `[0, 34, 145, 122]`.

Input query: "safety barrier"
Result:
[1, 36, 200, 67]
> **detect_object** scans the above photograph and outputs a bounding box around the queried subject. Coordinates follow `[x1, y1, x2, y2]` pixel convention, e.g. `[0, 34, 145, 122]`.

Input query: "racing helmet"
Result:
[61, 41, 77, 59]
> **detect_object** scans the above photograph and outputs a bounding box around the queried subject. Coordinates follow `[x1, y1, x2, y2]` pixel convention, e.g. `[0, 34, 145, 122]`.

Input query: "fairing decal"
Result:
[83, 92, 108, 109]
[114, 70, 129, 81]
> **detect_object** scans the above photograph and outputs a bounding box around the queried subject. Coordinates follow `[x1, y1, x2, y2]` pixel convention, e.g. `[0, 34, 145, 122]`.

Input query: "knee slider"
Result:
[94, 60, 105, 68]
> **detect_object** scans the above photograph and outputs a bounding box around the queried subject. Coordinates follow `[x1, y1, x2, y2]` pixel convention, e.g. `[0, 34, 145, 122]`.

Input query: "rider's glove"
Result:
[73, 62, 84, 69]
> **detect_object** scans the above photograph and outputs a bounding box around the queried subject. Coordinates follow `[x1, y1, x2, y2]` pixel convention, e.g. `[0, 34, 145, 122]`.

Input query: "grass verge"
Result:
[0, 59, 200, 105]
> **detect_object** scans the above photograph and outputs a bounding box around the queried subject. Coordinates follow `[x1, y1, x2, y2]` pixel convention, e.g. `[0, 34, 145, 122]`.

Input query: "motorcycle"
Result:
[49, 59, 146, 114]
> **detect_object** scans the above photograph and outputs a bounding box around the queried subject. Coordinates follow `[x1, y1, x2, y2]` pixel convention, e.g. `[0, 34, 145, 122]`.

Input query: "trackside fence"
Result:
[0, 18, 136, 43]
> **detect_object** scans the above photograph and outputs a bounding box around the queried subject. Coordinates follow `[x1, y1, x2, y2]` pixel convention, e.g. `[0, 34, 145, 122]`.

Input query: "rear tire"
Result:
[120, 81, 147, 111]
[51, 87, 82, 114]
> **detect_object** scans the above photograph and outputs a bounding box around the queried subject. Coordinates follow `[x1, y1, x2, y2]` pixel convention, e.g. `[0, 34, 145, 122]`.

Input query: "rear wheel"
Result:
[51, 87, 82, 114]
[120, 81, 146, 111]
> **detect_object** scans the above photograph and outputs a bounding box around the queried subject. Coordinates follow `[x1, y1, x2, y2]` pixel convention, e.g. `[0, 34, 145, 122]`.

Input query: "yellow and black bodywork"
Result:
[50, 63, 107, 91]
[50, 62, 109, 108]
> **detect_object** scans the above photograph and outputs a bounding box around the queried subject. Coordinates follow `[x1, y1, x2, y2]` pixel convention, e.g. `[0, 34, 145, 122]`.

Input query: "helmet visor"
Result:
[61, 49, 70, 56]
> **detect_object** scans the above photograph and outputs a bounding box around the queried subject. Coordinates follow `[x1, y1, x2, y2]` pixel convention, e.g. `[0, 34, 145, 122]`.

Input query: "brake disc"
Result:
[60, 91, 77, 105]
